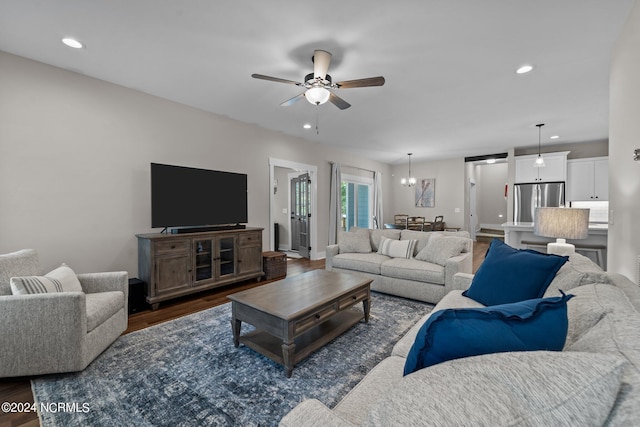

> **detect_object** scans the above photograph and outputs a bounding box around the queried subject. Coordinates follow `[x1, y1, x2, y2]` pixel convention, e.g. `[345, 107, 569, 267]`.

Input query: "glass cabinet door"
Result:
[194, 239, 213, 282]
[218, 236, 236, 278]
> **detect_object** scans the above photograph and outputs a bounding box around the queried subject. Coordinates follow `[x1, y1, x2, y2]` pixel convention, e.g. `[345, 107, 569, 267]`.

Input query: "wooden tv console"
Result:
[136, 228, 264, 310]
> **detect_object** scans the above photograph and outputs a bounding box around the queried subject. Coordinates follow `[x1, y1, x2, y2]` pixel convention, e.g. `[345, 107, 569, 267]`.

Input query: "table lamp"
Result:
[534, 207, 590, 256]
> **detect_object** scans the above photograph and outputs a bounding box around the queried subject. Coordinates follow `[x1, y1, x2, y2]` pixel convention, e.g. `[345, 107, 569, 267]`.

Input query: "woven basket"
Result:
[263, 251, 287, 280]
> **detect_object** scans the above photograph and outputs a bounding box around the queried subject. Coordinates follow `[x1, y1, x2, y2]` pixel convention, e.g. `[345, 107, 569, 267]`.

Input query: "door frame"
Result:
[269, 158, 318, 260]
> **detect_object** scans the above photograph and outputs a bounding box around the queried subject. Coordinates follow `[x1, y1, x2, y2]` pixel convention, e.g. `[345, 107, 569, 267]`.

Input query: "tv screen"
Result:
[151, 163, 248, 228]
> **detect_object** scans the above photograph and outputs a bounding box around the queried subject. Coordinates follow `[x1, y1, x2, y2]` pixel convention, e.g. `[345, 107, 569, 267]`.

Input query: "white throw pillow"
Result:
[414, 234, 467, 266]
[377, 236, 417, 259]
[10, 263, 83, 295]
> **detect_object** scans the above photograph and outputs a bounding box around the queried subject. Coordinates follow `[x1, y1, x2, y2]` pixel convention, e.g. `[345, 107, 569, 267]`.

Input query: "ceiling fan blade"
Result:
[280, 93, 306, 106]
[329, 92, 351, 110]
[251, 74, 302, 86]
[313, 50, 332, 80]
[336, 76, 386, 88]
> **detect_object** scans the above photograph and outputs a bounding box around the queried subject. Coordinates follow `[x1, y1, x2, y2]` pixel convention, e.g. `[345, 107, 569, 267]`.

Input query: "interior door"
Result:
[290, 173, 311, 259]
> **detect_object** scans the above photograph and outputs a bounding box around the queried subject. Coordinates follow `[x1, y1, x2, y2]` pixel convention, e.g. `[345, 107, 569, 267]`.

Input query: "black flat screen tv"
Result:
[151, 163, 248, 228]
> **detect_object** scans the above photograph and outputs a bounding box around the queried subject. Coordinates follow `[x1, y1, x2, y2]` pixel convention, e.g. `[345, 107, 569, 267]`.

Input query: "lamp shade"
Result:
[534, 207, 590, 240]
[305, 87, 330, 105]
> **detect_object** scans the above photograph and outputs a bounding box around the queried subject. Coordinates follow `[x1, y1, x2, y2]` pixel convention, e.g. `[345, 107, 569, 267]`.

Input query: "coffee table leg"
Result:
[282, 341, 295, 378]
[231, 318, 242, 348]
[363, 298, 370, 323]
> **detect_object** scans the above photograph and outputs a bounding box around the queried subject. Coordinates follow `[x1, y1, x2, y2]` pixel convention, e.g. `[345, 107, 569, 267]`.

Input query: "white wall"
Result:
[609, 0, 640, 280]
[0, 51, 393, 275]
[391, 158, 466, 228]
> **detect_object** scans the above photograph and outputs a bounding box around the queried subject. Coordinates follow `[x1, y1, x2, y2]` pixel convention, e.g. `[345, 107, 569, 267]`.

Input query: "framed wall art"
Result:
[415, 178, 435, 207]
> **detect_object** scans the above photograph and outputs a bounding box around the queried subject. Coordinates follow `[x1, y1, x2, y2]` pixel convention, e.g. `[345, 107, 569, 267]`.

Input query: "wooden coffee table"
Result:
[228, 270, 372, 377]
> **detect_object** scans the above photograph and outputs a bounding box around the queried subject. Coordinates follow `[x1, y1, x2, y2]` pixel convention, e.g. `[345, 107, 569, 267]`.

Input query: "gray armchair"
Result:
[0, 249, 128, 377]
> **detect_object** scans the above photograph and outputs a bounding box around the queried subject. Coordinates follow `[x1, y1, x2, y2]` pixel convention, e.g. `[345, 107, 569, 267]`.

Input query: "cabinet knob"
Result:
[595, 196, 599, 199]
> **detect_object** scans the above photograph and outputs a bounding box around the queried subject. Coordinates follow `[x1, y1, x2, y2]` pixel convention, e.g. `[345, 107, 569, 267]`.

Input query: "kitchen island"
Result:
[501, 221, 608, 269]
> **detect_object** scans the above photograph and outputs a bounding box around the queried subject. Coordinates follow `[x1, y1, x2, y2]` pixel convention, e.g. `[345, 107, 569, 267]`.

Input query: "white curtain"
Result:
[329, 162, 342, 245]
[373, 171, 384, 229]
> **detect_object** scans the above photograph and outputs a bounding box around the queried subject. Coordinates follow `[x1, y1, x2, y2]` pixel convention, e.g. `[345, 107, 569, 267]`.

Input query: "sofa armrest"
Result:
[325, 245, 340, 271]
[0, 292, 86, 376]
[452, 272, 474, 291]
[279, 399, 356, 427]
[444, 252, 473, 293]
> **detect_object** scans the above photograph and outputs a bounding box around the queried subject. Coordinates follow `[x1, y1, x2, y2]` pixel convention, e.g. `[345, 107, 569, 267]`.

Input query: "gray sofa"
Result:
[0, 249, 128, 377]
[326, 228, 473, 304]
[282, 253, 640, 426]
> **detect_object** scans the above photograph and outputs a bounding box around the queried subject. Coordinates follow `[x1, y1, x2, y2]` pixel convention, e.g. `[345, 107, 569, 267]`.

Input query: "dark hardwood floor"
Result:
[0, 243, 488, 427]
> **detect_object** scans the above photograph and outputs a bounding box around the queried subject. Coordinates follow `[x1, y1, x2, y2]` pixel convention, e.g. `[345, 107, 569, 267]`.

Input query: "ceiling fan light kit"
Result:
[252, 49, 385, 111]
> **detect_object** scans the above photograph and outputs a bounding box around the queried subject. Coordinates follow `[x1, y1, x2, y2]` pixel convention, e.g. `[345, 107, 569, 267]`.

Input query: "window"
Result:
[341, 174, 373, 231]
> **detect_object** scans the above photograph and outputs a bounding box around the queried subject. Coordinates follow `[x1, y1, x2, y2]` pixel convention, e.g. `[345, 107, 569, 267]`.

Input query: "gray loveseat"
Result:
[0, 249, 128, 377]
[282, 253, 640, 426]
[326, 228, 473, 304]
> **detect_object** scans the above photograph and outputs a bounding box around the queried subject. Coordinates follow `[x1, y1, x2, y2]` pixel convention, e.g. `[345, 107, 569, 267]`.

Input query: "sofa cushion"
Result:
[366, 351, 627, 427]
[338, 228, 371, 253]
[544, 252, 612, 298]
[433, 230, 472, 252]
[333, 356, 406, 425]
[566, 311, 640, 425]
[463, 239, 568, 306]
[0, 249, 41, 296]
[564, 283, 634, 348]
[404, 293, 572, 375]
[392, 290, 483, 358]
[332, 253, 390, 275]
[400, 230, 433, 256]
[10, 264, 83, 295]
[85, 291, 125, 332]
[414, 234, 467, 266]
[369, 229, 401, 252]
[377, 236, 416, 259]
[380, 258, 444, 285]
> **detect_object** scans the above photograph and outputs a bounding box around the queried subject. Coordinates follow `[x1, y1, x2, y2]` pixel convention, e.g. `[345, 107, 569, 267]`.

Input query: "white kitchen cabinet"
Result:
[566, 157, 608, 202]
[514, 151, 569, 183]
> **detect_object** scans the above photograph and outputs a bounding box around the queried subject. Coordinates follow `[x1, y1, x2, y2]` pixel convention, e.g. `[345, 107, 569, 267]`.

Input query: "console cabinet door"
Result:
[237, 231, 263, 276]
[155, 253, 191, 295]
[238, 246, 262, 275]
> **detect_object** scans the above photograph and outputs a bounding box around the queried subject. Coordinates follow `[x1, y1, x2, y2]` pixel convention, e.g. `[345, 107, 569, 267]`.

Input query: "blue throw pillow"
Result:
[462, 239, 568, 306]
[403, 292, 573, 376]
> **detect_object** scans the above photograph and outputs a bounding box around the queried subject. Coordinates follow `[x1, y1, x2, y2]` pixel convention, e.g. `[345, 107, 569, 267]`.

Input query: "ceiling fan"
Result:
[251, 50, 385, 110]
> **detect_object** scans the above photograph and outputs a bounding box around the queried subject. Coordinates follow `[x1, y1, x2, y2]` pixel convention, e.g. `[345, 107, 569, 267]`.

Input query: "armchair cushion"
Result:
[10, 264, 83, 295]
[86, 291, 125, 332]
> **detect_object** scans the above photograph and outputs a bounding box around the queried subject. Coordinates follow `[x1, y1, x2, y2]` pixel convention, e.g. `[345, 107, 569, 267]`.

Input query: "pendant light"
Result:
[401, 153, 416, 187]
[533, 123, 546, 168]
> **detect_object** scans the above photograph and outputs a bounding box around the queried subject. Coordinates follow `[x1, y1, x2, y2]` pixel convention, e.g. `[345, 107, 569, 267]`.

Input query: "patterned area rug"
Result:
[32, 292, 431, 426]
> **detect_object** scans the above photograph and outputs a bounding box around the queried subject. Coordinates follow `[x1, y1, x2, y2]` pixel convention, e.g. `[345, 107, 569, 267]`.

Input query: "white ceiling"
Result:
[0, 1, 634, 164]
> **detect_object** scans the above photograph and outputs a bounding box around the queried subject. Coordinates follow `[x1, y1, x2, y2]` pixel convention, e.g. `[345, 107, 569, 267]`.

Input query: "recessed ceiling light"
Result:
[62, 38, 84, 49]
[550, 135, 560, 139]
[303, 124, 312, 129]
[516, 64, 533, 74]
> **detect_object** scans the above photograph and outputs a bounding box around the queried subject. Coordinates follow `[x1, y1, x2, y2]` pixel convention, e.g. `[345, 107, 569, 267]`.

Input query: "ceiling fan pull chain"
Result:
[316, 104, 320, 135]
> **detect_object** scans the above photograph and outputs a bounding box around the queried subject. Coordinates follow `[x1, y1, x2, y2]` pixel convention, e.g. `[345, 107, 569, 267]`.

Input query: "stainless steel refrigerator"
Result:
[514, 182, 565, 222]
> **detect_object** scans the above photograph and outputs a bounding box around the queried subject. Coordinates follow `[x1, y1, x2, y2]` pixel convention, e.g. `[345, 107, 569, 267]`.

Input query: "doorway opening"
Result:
[269, 158, 318, 260]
